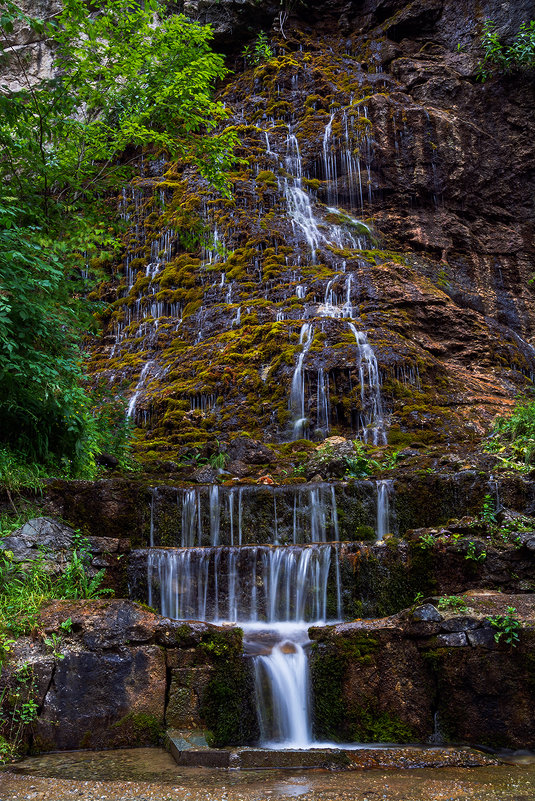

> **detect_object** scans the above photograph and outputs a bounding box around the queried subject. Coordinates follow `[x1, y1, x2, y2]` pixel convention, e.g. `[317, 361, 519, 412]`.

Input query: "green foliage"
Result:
[344, 441, 375, 478]
[418, 532, 435, 550]
[0, 0, 236, 473]
[437, 595, 469, 613]
[0, 542, 113, 640]
[487, 606, 522, 646]
[43, 632, 64, 660]
[242, 31, 274, 65]
[481, 493, 498, 526]
[485, 399, 535, 469]
[0, 662, 38, 763]
[477, 19, 535, 81]
[57, 550, 113, 600]
[465, 541, 486, 562]
[208, 451, 230, 470]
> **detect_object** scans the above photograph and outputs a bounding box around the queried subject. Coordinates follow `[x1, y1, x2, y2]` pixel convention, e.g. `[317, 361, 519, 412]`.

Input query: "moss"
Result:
[199, 628, 258, 746]
[310, 647, 346, 740]
[111, 711, 164, 745]
[354, 524, 376, 541]
[256, 170, 277, 186]
[349, 708, 416, 743]
[312, 634, 414, 743]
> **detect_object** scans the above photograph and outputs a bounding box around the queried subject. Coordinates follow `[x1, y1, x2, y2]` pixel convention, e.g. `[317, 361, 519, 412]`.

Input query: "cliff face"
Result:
[81, 0, 534, 457]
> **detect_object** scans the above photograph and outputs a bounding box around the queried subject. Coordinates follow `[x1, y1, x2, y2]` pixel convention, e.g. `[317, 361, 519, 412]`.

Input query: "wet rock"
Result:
[437, 632, 469, 647]
[412, 604, 442, 622]
[95, 452, 119, 469]
[40, 600, 159, 650]
[226, 459, 252, 477]
[166, 666, 213, 728]
[191, 465, 218, 484]
[440, 617, 480, 632]
[34, 645, 166, 750]
[467, 628, 497, 648]
[227, 436, 275, 465]
[305, 439, 356, 479]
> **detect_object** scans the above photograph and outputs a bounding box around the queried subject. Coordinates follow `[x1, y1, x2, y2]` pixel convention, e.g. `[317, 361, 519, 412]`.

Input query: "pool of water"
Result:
[2, 748, 535, 800]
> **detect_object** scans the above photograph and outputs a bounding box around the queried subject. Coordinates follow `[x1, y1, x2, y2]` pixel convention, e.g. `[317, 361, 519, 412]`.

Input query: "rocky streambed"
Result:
[2, 755, 535, 801]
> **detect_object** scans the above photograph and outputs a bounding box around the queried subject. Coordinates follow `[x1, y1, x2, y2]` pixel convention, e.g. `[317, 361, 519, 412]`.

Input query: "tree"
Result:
[0, 0, 236, 474]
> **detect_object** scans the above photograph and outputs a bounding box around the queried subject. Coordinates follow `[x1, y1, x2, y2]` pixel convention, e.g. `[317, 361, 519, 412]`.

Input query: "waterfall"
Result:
[150, 485, 340, 547]
[147, 499, 343, 748]
[148, 544, 338, 624]
[348, 322, 387, 445]
[290, 323, 314, 439]
[253, 631, 312, 748]
[376, 479, 393, 541]
[127, 360, 154, 420]
[282, 133, 323, 261]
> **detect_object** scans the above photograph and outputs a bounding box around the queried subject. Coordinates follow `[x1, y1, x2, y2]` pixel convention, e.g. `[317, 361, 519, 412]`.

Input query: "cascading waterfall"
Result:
[253, 631, 312, 748]
[348, 323, 387, 445]
[290, 323, 314, 439]
[376, 479, 393, 541]
[148, 544, 338, 624]
[146, 483, 345, 748]
[150, 484, 340, 548]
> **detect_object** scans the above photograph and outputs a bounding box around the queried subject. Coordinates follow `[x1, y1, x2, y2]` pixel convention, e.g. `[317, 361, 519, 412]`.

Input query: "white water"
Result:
[148, 539, 342, 748]
[127, 360, 154, 420]
[253, 625, 312, 748]
[290, 323, 314, 439]
[348, 323, 387, 445]
[148, 543, 338, 624]
[376, 479, 393, 541]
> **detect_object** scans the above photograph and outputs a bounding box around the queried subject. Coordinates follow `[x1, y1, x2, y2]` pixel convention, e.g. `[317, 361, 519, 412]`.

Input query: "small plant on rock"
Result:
[487, 606, 522, 646]
[477, 19, 535, 81]
[437, 595, 469, 613]
[418, 532, 435, 550]
[481, 493, 497, 526]
[465, 541, 487, 562]
[0, 662, 38, 763]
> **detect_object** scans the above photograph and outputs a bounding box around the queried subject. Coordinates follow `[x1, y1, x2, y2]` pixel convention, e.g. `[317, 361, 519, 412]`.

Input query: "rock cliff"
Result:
[80, 0, 535, 459]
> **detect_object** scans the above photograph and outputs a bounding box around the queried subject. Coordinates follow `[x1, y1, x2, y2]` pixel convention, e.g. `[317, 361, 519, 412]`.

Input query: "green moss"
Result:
[349, 708, 416, 743]
[310, 647, 346, 740]
[111, 711, 164, 745]
[312, 634, 413, 743]
[199, 628, 258, 746]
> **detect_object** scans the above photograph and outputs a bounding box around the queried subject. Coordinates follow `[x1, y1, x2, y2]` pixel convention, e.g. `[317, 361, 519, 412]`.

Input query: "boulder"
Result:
[191, 465, 218, 484]
[0, 517, 74, 562]
[227, 437, 275, 465]
[412, 604, 442, 622]
[34, 645, 166, 750]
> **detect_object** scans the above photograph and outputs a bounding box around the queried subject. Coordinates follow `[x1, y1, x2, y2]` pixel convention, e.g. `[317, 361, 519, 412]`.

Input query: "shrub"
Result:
[477, 19, 535, 81]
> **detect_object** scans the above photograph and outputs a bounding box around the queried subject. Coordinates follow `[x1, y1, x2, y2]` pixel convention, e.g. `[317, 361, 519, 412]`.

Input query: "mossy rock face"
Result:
[199, 628, 259, 746]
[84, 12, 535, 456]
[309, 627, 431, 743]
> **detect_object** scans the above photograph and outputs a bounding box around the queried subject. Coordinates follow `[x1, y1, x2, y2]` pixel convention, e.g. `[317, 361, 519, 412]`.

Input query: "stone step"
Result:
[165, 732, 349, 769]
[165, 732, 499, 771]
